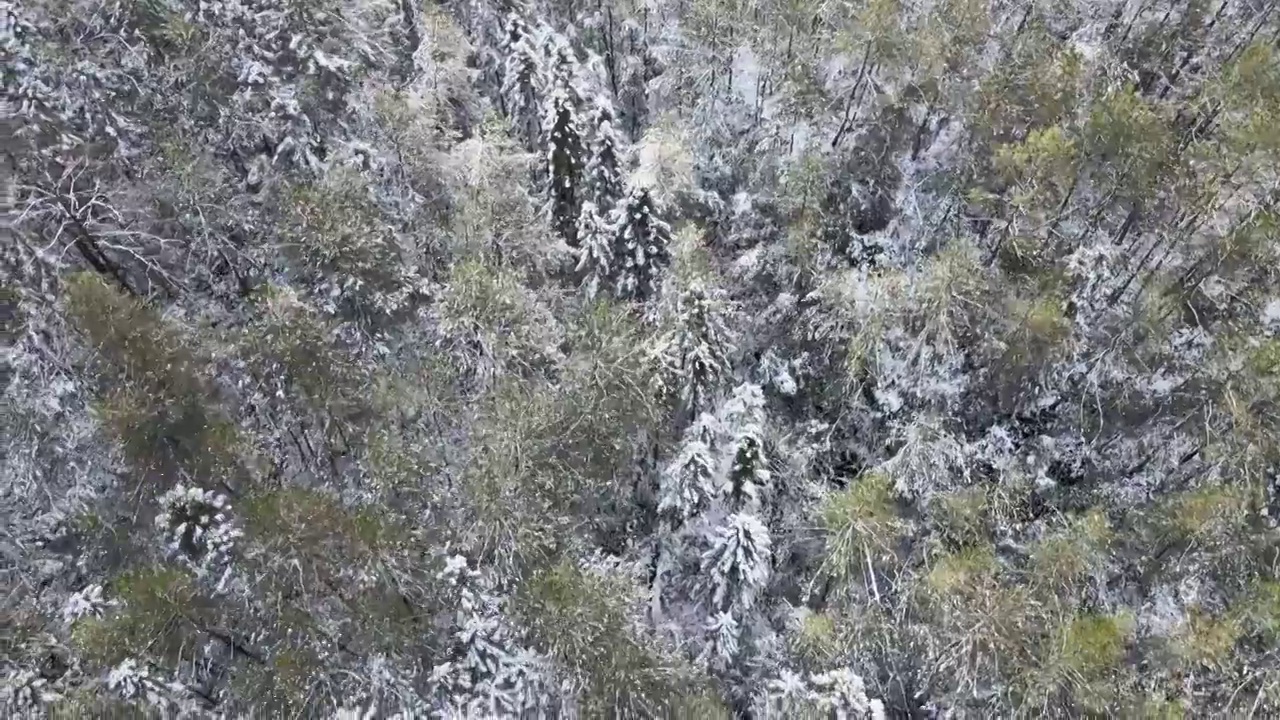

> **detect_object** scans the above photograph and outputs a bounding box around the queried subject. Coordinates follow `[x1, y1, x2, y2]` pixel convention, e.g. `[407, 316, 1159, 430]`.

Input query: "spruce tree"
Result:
[719, 383, 770, 510]
[574, 99, 628, 294]
[658, 412, 723, 524]
[541, 36, 585, 246]
[581, 98, 625, 211]
[611, 184, 672, 301]
[500, 14, 545, 150]
[667, 285, 734, 422]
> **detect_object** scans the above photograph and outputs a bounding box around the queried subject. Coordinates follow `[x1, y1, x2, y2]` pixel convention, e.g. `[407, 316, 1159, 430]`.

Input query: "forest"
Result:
[3, 0, 1280, 716]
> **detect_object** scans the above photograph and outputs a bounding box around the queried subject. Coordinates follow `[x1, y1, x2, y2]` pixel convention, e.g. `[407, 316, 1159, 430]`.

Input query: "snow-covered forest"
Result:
[3, 0, 1280, 715]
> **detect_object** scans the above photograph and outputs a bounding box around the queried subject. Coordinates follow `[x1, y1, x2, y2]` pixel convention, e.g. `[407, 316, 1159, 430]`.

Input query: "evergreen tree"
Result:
[658, 412, 723, 524]
[719, 383, 770, 510]
[500, 14, 545, 149]
[611, 184, 672, 301]
[702, 513, 772, 615]
[431, 556, 556, 716]
[573, 98, 628, 288]
[574, 200, 614, 298]
[699, 512, 772, 682]
[541, 35, 585, 245]
[666, 285, 735, 422]
[581, 98, 625, 211]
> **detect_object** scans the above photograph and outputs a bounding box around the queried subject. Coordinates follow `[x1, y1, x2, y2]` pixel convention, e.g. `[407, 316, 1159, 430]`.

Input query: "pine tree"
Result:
[574, 200, 613, 298]
[611, 184, 672, 301]
[581, 98, 625, 211]
[541, 36, 585, 245]
[431, 555, 556, 716]
[500, 14, 545, 149]
[154, 485, 241, 578]
[574, 99, 629, 294]
[667, 285, 734, 422]
[702, 513, 772, 614]
[699, 513, 772, 675]
[719, 383, 770, 509]
[658, 412, 723, 523]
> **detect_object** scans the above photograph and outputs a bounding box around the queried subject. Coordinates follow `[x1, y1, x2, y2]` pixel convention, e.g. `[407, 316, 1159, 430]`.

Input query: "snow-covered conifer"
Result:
[500, 14, 545, 148]
[62, 584, 113, 625]
[719, 383, 770, 509]
[582, 98, 625, 211]
[703, 610, 741, 670]
[541, 39, 585, 245]
[611, 184, 672, 301]
[878, 417, 970, 503]
[696, 513, 771, 675]
[702, 512, 772, 614]
[762, 668, 816, 713]
[666, 285, 734, 420]
[430, 555, 557, 716]
[574, 200, 613, 297]
[106, 658, 189, 713]
[544, 87, 583, 244]
[758, 667, 885, 719]
[811, 668, 886, 720]
[573, 99, 628, 288]
[658, 425, 719, 523]
[155, 485, 241, 576]
[1, 669, 60, 712]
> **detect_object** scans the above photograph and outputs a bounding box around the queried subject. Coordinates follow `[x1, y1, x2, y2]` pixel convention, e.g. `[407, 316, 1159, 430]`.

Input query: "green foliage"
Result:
[99, 385, 245, 486]
[996, 125, 1079, 207]
[999, 289, 1072, 372]
[1223, 210, 1280, 270]
[994, 234, 1046, 278]
[1030, 509, 1112, 598]
[1055, 612, 1132, 676]
[72, 566, 204, 668]
[241, 488, 400, 583]
[821, 472, 905, 588]
[462, 381, 572, 569]
[462, 298, 665, 566]
[243, 284, 371, 421]
[0, 284, 24, 342]
[364, 395, 444, 499]
[932, 487, 990, 548]
[65, 272, 200, 399]
[1021, 294, 1071, 343]
[1247, 338, 1280, 377]
[1159, 484, 1253, 545]
[916, 240, 991, 339]
[1128, 696, 1187, 720]
[444, 115, 549, 270]
[279, 172, 416, 316]
[1220, 42, 1280, 157]
[516, 561, 722, 717]
[66, 273, 246, 486]
[556, 299, 665, 473]
[229, 646, 325, 716]
[1172, 609, 1241, 670]
[792, 611, 842, 666]
[1024, 612, 1135, 712]
[1238, 580, 1280, 642]
[925, 544, 998, 597]
[236, 487, 436, 664]
[975, 23, 1082, 143]
[45, 689, 144, 719]
[127, 0, 204, 58]
[1085, 87, 1172, 198]
[917, 544, 1046, 702]
[438, 256, 560, 374]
